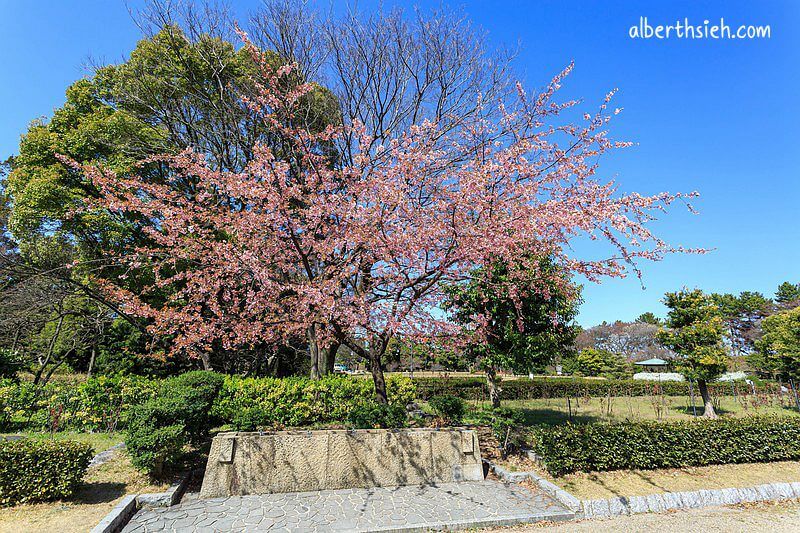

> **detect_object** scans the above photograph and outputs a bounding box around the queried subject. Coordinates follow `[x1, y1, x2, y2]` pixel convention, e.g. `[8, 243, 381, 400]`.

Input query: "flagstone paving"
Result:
[121, 480, 573, 532]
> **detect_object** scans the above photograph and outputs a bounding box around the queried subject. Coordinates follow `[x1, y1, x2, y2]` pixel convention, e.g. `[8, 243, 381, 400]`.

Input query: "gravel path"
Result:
[498, 499, 800, 532]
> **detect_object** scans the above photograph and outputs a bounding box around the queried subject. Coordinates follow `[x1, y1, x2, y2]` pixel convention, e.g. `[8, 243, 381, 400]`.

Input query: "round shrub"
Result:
[428, 395, 466, 425]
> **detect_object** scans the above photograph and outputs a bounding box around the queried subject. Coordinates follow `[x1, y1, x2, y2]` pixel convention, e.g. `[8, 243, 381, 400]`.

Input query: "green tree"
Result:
[711, 291, 770, 360]
[755, 307, 800, 381]
[3, 24, 339, 377]
[635, 312, 662, 326]
[445, 257, 581, 408]
[565, 348, 631, 379]
[775, 282, 800, 306]
[657, 289, 728, 418]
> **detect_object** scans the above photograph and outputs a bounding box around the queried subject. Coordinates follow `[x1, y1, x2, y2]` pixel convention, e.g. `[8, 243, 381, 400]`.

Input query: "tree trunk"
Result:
[324, 342, 340, 374]
[309, 331, 321, 380]
[370, 353, 388, 404]
[34, 315, 64, 386]
[308, 324, 335, 379]
[697, 379, 717, 418]
[486, 366, 501, 409]
[199, 352, 212, 371]
[87, 346, 96, 378]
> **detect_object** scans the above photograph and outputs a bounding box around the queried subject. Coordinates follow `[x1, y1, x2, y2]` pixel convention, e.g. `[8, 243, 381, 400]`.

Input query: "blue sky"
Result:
[1, 1, 798, 327]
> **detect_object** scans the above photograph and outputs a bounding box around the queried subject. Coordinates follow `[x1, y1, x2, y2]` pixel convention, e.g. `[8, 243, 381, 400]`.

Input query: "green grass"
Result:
[0, 431, 124, 454]
[461, 394, 800, 427]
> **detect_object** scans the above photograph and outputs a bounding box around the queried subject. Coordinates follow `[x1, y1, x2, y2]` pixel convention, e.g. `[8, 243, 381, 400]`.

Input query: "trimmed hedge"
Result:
[214, 374, 415, 430]
[530, 416, 800, 476]
[413, 376, 773, 401]
[0, 438, 93, 505]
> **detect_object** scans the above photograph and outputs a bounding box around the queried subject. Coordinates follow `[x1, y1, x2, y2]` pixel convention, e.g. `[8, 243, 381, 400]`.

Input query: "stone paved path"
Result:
[121, 480, 573, 532]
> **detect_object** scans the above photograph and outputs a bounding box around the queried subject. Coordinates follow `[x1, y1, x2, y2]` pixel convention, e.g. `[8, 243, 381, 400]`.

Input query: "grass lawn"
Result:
[463, 395, 800, 426]
[551, 461, 800, 499]
[0, 431, 125, 453]
[0, 449, 168, 533]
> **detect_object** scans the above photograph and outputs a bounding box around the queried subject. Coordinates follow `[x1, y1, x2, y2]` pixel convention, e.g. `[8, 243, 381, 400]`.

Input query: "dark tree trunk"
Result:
[370, 353, 388, 404]
[486, 366, 501, 409]
[324, 342, 340, 374]
[308, 325, 339, 379]
[697, 379, 717, 418]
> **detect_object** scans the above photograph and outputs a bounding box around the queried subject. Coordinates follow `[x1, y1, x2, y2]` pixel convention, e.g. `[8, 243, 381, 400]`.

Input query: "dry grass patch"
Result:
[553, 461, 800, 499]
[0, 451, 168, 533]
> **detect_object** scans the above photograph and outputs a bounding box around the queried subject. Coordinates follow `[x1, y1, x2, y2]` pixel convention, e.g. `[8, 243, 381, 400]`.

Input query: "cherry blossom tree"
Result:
[69, 36, 700, 402]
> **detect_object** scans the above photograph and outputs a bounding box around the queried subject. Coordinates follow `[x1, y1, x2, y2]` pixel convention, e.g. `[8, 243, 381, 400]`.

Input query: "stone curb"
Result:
[136, 469, 195, 508]
[485, 459, 800, 521]
[90, 494, 138, 533]
[485, 460, 583, 514]
[582, 481, 800, 518]
[366, 510, 575, 532]
[91, 470, 194, 533]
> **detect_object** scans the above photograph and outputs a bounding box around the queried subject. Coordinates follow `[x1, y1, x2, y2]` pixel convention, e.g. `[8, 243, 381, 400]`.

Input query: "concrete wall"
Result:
[200, 428, 484, 498]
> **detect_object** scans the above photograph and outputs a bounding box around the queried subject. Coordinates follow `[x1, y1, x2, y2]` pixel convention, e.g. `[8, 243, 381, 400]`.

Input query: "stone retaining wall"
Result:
[200, 429, 484, 498]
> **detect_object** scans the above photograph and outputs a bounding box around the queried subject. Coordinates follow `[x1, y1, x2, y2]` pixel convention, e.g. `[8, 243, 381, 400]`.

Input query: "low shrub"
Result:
[428, 395, 465, 425]
[214, 374, 415, 429]
[413, 376, 774, 401]
[347, 403, 407, 429]
[530, 416, 800, 476]
[0, 438, 93, 506]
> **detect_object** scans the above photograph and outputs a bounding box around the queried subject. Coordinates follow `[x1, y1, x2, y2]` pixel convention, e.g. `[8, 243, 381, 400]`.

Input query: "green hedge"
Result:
[0, 375, 156, 432]
[530, 416, 800, 476]
[213, 374, 415, 429]
[0, 438, 93, 505]
[0, 372, 416, 437]
[413, 376, 773, 401]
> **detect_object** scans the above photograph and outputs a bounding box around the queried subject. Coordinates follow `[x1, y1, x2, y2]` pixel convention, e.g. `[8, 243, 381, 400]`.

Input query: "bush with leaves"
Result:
[428, 395, 466, 425]
[125, 396, 189, 476]
[214, 374, 414, 429]
[0, 438, 93, 505]
[125, 371, 223, 475]
[530, 416, 800, 476]
[346, 403, 408, 429]
[158, 371, 224, 442]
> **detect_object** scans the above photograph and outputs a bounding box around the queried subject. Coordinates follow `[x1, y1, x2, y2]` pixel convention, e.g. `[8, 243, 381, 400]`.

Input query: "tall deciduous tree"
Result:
[577, 320, 672, 361]
[70, 28, 698, 402]
[445, 258, 581, 407]
[657, 289, 727, 418]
